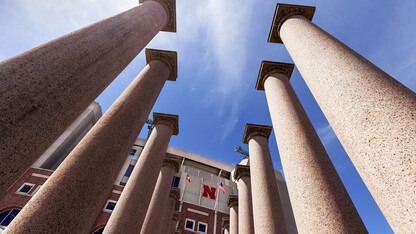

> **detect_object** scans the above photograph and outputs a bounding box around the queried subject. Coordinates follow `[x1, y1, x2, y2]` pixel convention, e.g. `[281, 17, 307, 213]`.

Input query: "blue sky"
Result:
[1, 0, 416, 233]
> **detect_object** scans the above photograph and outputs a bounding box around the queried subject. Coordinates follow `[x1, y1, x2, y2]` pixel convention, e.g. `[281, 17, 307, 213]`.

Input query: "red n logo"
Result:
[202, 185, 216, 200]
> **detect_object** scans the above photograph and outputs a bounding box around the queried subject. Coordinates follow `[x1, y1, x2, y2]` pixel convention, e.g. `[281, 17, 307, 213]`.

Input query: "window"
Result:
[171, 176, 180, 188]
[16, 183, 35, 195]
[184, 218, 195, 231]
[92, 227, 104, 234]
[104, 200, 117, 212]
[198, 222, 208, 233]
[0, 209, 21, 227]
[124, 164, 135, 177]
[129, 149, 137, 156]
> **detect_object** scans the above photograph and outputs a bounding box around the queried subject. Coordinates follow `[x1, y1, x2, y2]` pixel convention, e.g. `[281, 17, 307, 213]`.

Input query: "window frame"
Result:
[31, 185, 42, 196]
[103, 200, 117, 213]
[0, 208, 21, 227]
[15, 183, 35, 195]
[124, 164, 135, 177]
[197, 221, 208, 233]
[129, 149, 137, 156]
[184, 218, 195, 231]
[171, 176, 180, 188]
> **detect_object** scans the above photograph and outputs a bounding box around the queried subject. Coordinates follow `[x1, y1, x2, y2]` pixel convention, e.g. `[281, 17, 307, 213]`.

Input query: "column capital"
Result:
[163, 157, 181, 173]
[153, 112, 179, 135]
[233, 165, 250, 180]
[145, 48, 177, 81]
[268, 3, 315, 44]
[139, 0, 176, 32]
[256, 61, 294, 90]
[242, 123, 272, 144]
[227, 195, 238, 208]
[169, 187, 181, 201]
[172, 211, 181, 222]
[222, 217, 230, 229]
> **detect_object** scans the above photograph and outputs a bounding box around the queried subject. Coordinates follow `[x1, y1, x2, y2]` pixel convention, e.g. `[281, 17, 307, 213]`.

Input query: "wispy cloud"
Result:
[150, 0, 255, 141]
[316, 123, 337, 145]
[4, 0, 255, 142]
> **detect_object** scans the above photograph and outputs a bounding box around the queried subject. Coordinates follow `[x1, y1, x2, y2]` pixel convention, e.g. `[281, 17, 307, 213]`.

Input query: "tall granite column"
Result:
[0, 0, 176, 198]
[227, 195, 238, 234]
[104, 114, 179, 234]
[233, 165, 254, 234]
[243, 124, 287, 233]
[222, 218, 230, 234]
[256, 61, 367, 233]
[141, 168, 180, 234]
[268, 3, 416, 232]
[169, 211, 181, 234]
[4, 50, 178, 234]
[164, 189, 181, 234]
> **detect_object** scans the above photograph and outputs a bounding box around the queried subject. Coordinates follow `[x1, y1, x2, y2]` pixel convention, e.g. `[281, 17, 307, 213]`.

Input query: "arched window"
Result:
[92, 227, 104, 234]
[0, 208, 21, 228]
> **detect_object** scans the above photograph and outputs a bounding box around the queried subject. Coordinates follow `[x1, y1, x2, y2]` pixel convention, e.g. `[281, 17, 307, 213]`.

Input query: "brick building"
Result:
[0, 103, 296, 233]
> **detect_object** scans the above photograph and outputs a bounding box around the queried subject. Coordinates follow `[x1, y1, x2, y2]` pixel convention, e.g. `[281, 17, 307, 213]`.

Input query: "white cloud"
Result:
[3, 0, 255, 141]
[148, 0, 255, 141]
[316, 123, 337, 145]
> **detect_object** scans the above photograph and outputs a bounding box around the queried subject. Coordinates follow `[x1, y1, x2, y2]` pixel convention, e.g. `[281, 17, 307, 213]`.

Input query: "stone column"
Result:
[222, 218, 230, 234]
[227, 195, 238, 234]
[4, 50, 178, 234]
[233, 165, 254, 234]
[141, 171, 180, 234]
[0, 0, 176, 199]
[256, 61, 367, 233]
[268, 4, 416, 232]
[104, 114, 179, 234]
[169, 211, 181, 234]
[243, 124, 287, 233]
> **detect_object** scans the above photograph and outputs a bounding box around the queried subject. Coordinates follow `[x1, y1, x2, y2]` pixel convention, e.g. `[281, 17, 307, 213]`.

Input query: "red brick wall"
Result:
[177, 202, 228, 234]
[90, 184, 124, 232]
[0, 168, 229, 234]
[0, 168, 53, 213]
[0, 167, 125, 234]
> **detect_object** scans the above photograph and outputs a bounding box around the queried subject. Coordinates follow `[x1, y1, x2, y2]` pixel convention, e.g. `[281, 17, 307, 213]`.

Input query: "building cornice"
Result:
[222, 217, 230, 229]
[169, 187, 181, 201]
[268, 3, 316, 44]
[256, 61, 294, 91]
[233, 165, 250, 180]
[163, 157, 181, 172]
[145, 48, 178, 81]
[172, 211, 181, 222]
[242, 123, 272, 144]
[227, 195, 238, 208]
[153, 112, 179, 135]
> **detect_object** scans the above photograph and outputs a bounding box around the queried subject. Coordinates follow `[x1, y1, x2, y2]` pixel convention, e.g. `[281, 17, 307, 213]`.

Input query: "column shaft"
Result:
[4, 60, 171, 234]
[162, 202, 176, 234]
[229, 206, 238, 234]
[168, 211, 181, 234]
[0, 1, 168, 199]
[280, 14, 416, 231]
[141, 164, 178, 234]
[237, 177, 254, 234]
[248, 135, 287, 233]
[168, 215, 177, 234]
[264, 73, 367, 233]
[104, 118, 178, 234]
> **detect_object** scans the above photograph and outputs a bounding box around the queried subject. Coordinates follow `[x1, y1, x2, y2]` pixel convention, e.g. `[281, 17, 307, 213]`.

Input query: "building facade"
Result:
[0, 119, 297, 234]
